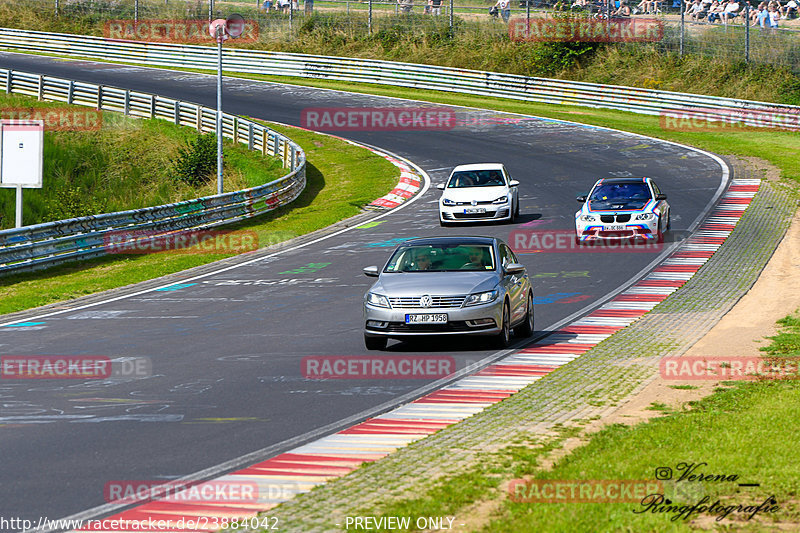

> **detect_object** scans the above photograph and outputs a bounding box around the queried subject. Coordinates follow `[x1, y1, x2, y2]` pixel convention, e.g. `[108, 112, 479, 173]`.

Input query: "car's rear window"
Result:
[447, 170, 505, 188]
[384, 244, 495, 272]
[590, 183, 651, 201]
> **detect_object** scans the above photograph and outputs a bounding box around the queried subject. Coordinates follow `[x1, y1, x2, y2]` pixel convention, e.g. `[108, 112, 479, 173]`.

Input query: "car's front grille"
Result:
[600, 214, 632, 223]
[383, 321, 488, 333]
[597, 230, 637, 237]
[455, 200, 495, 206]
[453, 211, 496, 219]
[388, 296, 467, 308]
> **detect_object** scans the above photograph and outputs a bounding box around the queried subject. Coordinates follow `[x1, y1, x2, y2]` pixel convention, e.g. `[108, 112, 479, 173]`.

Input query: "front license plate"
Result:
[605, 225, 625, 231]
[405, 313, 448, 324]
[464, 208, 486, 214]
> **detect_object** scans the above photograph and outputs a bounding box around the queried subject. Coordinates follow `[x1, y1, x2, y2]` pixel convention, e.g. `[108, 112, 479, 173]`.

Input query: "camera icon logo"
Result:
[655, 467, 673, 480]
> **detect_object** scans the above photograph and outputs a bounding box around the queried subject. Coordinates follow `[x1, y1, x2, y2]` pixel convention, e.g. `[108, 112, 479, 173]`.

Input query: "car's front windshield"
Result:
[447, 170, 506, 188]
[590, 183, 651, 202]
[384, 244, 496, 272]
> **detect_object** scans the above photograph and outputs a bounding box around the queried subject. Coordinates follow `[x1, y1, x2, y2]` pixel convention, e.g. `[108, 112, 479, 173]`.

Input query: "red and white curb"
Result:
[76, 179, 759, 532]
[265, 123, 423, 211]
[365, 150, 422, 209]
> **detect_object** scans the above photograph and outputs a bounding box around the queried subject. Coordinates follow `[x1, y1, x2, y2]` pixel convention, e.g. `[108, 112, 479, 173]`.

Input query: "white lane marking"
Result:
[0, 146, 430, 328]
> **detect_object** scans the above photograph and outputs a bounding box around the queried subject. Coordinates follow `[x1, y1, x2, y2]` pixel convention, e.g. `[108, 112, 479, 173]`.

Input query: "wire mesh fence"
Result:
[2, 0, 800, 72]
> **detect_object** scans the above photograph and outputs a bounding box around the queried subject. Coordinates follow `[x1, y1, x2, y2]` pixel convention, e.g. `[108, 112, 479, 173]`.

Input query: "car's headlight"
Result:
[441, 198, 456, 206]
[635, 213, 655, 221]
[366, 293, 390, 308]
[579, 215, 597, 222]
[492, 195, 509, 204]
[464, 290, 499, 306]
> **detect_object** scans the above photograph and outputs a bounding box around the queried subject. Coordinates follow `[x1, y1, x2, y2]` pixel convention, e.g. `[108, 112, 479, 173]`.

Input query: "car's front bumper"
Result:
[364, 301, 503, 337]
[576, 220, 658, 243]
[440, 203, 511, 223]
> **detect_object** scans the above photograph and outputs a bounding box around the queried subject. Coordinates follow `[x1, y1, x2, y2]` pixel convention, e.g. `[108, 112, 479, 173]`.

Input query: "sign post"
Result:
[208, 14, 246, 196]
[0, 120, 44, 228]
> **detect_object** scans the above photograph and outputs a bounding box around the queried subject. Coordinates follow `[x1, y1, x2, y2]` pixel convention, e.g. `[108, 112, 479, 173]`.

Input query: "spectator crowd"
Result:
[683, 0, 794, 26]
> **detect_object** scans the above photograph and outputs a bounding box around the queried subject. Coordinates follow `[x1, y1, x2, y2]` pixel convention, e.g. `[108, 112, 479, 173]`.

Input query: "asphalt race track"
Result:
[0, 51, 726, 528]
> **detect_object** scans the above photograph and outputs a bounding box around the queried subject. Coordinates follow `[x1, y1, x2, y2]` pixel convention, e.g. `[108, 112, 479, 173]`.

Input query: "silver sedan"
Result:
[362, 236, 534, 350]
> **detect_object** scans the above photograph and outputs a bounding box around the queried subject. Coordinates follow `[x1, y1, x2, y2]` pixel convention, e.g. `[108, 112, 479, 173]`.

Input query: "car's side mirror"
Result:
[363, 266, 380, 277]
[576, 195, 587, 203]
[436, 183, 445, 190]
[503, 263, 526, 275]
[656, 193, 668, 200]
[509, 180, 520, 187]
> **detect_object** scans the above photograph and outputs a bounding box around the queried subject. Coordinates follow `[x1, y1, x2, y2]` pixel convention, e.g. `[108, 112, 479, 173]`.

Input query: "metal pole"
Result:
[55, 0, 59, 17]
[449, 0, 454, 30]
[290, 0, 293, 27]
[209, 0, 214, 20]
[216, 32, 223, 195]
[15, 186, 22, 228]
[526, 0, 530, 39]
[680, 3, 684, 57]
[135, 0, 139, 24]
[745, 2, 750, 63]
[369, 0, 373, 33]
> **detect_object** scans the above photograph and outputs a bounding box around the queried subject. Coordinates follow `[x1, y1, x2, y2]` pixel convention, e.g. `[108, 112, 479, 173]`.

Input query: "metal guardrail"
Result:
[0, 67, 306, 275]
[0, 27, 798, 127]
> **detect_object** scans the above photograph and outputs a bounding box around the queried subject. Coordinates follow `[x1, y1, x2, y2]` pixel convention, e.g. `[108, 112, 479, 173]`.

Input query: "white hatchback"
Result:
[437, 163, 520, 226]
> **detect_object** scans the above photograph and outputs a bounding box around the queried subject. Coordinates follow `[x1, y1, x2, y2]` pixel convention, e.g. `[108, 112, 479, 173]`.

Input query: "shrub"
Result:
[172, 133, 217, 186]
[45, 186, 107, 220]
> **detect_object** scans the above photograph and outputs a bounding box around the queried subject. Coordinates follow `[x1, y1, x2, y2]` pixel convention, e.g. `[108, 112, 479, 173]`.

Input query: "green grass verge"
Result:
[479, 317, 800, 532]
[322, 312, 800, 532]
[0, 123, 398, 315]
[0, 91, 286, 228]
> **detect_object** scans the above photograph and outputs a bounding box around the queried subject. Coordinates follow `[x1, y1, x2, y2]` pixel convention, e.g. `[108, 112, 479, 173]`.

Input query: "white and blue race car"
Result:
[575, 177, 670, 244]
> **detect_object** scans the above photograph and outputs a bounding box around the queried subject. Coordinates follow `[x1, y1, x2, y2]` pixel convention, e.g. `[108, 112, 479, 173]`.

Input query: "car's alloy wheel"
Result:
[364, 335, 388, 351]
[666, 211, 671, 231]
[516, 293, 534, 338]
[495, 303, 511, 348]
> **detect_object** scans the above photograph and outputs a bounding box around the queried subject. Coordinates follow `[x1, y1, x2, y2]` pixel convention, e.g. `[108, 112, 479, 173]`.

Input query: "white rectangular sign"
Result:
[0, 120, 44, 188]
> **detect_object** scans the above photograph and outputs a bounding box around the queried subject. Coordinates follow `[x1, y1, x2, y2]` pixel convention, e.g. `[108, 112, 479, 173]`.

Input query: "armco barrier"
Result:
[0, 27, 799, 127]
[0, 68, 306, 275]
